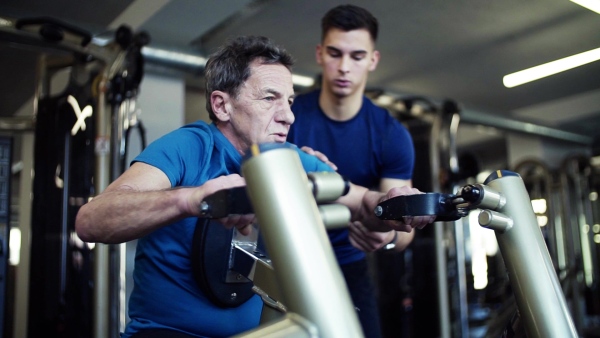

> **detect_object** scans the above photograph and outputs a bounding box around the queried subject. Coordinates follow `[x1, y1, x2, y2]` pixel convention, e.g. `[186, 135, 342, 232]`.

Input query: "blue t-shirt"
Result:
[289, 90, 415, 264]
[124, 121, 333, 338]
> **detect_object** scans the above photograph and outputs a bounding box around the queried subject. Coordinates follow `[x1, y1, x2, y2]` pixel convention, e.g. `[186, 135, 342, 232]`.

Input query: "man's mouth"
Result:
[273, 133, 287, 142]
[334, 79, 350, 87]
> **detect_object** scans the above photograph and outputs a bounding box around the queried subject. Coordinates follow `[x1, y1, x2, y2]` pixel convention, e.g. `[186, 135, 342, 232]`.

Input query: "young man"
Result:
[288, 5, 417, 338]
[75, 35, 430, 337]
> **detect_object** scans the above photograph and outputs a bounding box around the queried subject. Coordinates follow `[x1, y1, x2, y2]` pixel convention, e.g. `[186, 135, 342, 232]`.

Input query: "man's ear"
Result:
[316, 44, 323, 65]
[211, 90, 231, 122]
[369, 50, 381, 72]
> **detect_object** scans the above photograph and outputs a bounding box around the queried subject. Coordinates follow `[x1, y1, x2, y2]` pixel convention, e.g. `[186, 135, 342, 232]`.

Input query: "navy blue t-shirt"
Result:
[289, 90, 415, 264]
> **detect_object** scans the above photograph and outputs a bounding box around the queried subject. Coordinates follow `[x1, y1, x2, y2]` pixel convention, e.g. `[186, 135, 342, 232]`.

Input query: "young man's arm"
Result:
[346, 178, 418, 252]
[338, 182, 432, 239]
[380, 178, 416, 251]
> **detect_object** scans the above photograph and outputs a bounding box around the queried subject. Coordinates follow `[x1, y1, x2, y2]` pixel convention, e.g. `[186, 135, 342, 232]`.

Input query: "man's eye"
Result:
[352, 54, 366, 61]
[264, 96, 275, 101]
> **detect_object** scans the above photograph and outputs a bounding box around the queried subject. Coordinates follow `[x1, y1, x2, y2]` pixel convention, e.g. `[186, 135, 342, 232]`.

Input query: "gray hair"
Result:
[204, 35, 294, 121]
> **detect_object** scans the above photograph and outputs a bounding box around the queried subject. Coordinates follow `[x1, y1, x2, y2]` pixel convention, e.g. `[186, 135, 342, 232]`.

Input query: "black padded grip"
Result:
[201, 187, 253, 218]
[375, 193, 462, 222]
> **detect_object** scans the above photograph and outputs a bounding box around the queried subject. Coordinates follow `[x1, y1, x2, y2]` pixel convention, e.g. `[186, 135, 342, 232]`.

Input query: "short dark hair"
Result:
[321, 4, 378, 42]
[204, 35, 294, 121]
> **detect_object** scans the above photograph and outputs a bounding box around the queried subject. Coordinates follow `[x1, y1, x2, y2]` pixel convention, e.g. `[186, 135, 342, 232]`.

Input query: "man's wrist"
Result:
[382, 231, 398, 250]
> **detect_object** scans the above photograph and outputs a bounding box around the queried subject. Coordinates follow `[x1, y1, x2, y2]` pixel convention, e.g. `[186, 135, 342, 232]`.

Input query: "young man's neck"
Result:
[318, 88, 363, 122]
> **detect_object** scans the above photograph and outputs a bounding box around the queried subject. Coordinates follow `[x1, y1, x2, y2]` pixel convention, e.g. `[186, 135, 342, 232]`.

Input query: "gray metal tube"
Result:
[486, 174, 578, 338]
[429, 112, 451, 338]
[93, 73, 111, 338]
[448, 112, 469, 338]
[460, 109, 592, 145]
[242, 147, 363, 338]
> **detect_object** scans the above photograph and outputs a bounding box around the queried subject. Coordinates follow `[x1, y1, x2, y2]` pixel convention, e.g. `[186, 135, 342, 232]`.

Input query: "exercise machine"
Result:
[198, 143, 579, 337]
[195, 144, 360, 337]
[0, 16, 148, 338]
[377, 170, 579, 338]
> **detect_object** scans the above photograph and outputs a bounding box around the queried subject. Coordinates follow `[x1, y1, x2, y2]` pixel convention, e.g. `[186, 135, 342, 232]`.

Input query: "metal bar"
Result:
[430, 112, 451, 338]
[93, 71, 111, 338]
[486, 174, 578, 338]
[59, 131, 71, 306]
[0, 25, 116, 63]
[242, 147, 363, 338]
[447, 111, 469, 338]
[461, 109, 593, 145]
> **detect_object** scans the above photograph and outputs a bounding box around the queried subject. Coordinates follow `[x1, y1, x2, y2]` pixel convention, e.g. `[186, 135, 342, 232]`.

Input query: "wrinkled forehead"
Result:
[245, 61, 294, 93]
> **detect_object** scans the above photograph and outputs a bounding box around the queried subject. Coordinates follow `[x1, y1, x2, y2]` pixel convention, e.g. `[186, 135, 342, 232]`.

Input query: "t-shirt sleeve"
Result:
[133, 128, 210, 187]
[381, 120, 415, 180]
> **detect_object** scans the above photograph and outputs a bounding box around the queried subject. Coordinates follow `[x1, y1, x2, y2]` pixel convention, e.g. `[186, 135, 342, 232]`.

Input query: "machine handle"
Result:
[374, 193, 463, 222]
[199, 187, 253, 219]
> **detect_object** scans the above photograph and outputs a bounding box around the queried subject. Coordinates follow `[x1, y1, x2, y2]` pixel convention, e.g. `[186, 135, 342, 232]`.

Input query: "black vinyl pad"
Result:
[191, 219, 255, 308]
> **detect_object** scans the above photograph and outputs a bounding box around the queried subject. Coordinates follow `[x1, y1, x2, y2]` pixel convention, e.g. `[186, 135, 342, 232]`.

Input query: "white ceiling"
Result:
[1, 0, 599, 148]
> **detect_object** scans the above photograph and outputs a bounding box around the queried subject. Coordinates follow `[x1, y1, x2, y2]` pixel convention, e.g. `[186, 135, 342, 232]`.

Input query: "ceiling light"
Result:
[292, 74, 315, 87]
[503, 47, 600, 87]
[571, 0, 600, 14]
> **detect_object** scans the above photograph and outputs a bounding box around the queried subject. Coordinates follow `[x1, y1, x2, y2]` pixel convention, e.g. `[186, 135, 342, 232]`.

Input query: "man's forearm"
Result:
[340, 184, 432, 233]
[338, 184, 389, 231]
[75, 187, 195, 244]
[394, 230, 415, 251]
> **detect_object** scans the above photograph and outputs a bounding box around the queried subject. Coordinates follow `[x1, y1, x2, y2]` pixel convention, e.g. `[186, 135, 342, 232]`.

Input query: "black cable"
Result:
[121, 119, 147, 173]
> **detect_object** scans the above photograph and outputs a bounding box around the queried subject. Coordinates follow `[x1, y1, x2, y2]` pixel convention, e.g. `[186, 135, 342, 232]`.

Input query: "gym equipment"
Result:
[191, 144, 360, 337]
[399, 97, 463, 338]
[193, 147, 580, 337]
[192, 158, 351, 308]
[2, 16, 148, 338]
[514, 156, 600, 335]
[239, 144, 361, 338]
[29, 58, 97, 337]
[0, 138, 12, 336]
[376, 170, 579, 338]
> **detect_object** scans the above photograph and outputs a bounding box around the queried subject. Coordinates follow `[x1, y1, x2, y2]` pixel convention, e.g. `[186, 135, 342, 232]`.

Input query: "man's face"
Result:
[317, 28, 380, 98]
[226, 60, 295, 153]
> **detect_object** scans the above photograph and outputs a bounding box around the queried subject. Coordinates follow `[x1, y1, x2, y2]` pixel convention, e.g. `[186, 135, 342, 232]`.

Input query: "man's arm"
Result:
[346, 178, 418, 252]
[75, 162, 253, 244]
[338, 182, 432, 236]
[380, 178, 416, 251]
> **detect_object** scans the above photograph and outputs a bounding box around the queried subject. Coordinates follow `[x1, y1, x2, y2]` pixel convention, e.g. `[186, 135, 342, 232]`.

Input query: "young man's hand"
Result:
[301, 146, 338, 171]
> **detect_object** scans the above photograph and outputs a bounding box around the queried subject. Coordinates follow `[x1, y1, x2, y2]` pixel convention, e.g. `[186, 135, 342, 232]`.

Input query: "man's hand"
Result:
[348, 221, 397, 252]
[217, 214, 256, 236]
[381, 186, 436, 231]
[300, 146, 338, 171]
[358, 185, 435, 233]
[196, 174, 256, 236]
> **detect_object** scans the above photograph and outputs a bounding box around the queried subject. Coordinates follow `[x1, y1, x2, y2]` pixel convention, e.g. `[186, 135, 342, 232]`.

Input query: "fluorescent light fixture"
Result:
[531, 198, 547, 214]
[571, 0, 600, 14]
[292, 74, 315, 87]
[503, 47, 600, 87]
[0, 17, 12, 26]
[9, 228, 21, 266]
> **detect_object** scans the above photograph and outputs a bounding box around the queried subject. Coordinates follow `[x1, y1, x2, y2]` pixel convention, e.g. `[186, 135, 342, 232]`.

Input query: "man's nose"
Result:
[277, 104, 295, 125]
[338, 55, 351, 73]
